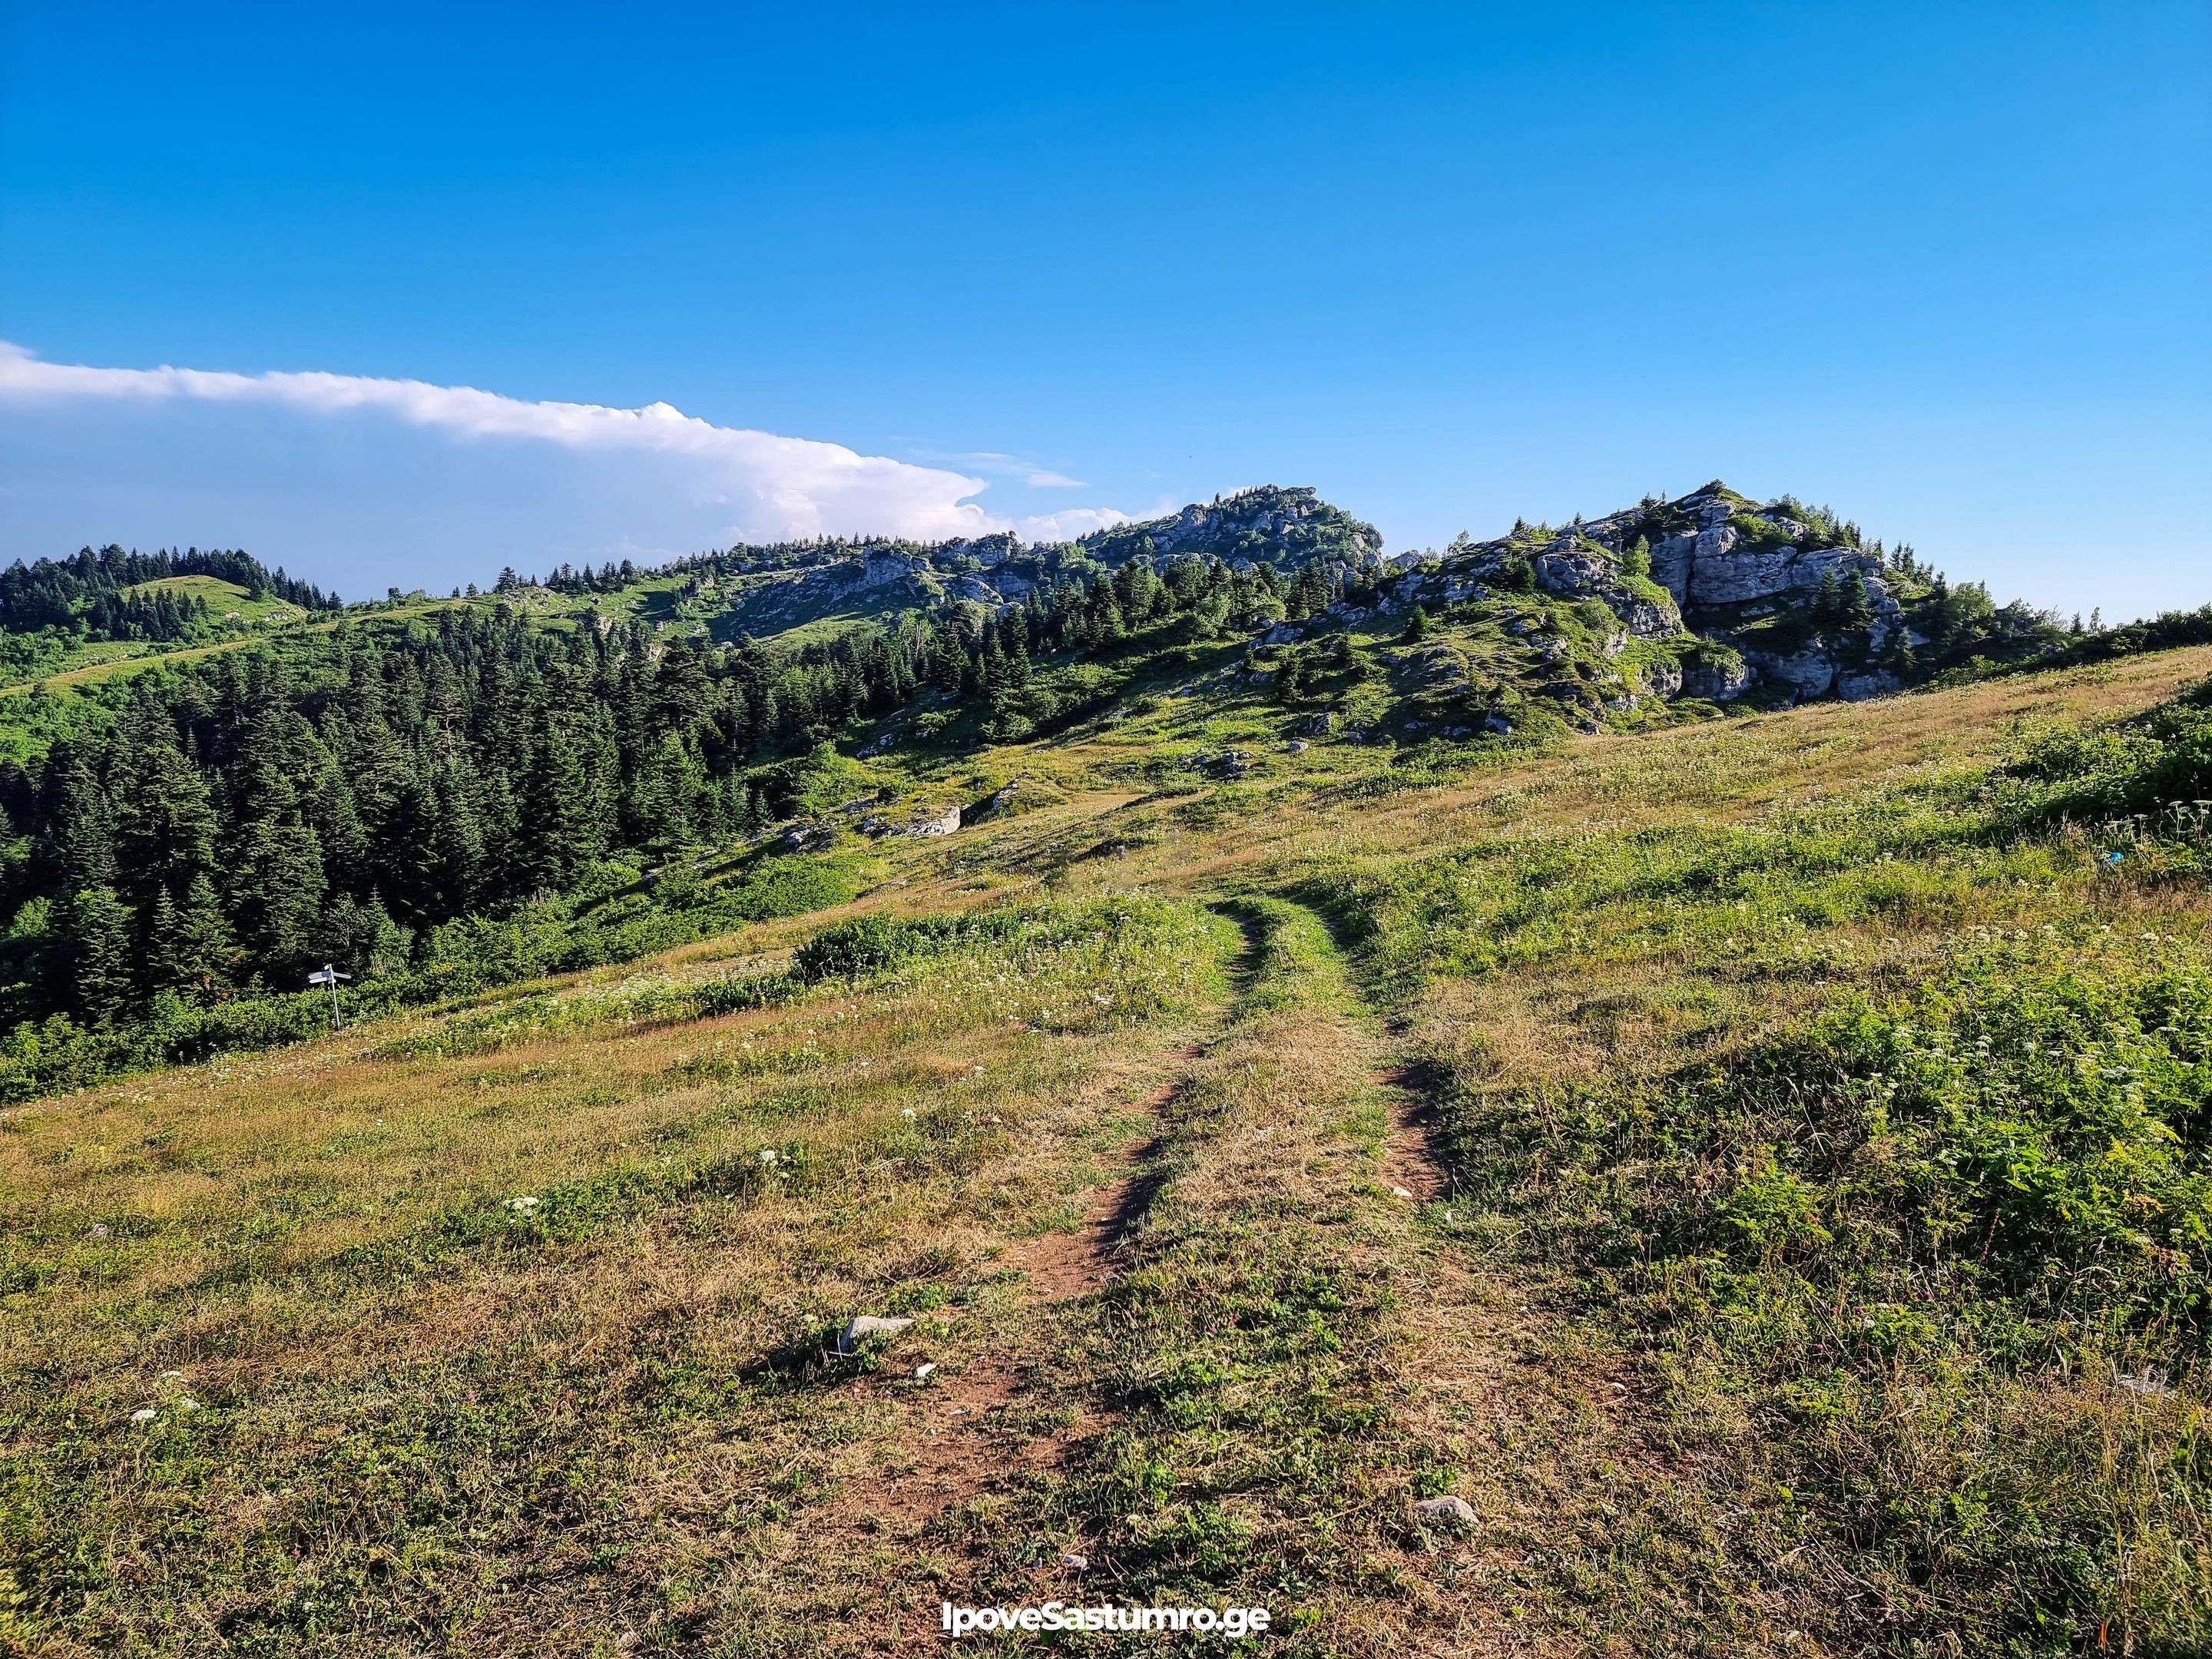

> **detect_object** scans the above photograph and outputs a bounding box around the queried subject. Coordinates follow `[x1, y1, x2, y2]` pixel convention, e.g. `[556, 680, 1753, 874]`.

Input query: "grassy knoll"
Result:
[117, 575, 305, 624]
[4, 645, 2212, 1654]
[0, 595, 471, 700]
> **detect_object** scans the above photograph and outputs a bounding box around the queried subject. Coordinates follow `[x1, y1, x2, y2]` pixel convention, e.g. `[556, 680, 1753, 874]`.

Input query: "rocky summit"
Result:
[618, 478, 2073, 736]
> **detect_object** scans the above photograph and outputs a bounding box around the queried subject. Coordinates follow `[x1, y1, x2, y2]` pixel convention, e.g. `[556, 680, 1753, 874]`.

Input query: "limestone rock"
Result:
[1412, 1495, 1478, 1526]
[1528, 539, 1683, 637]
[897, 803, 962, 838]
[1836, 668, 1902, 703]
[1680, 653, 1753, 700]
[1747, 646, 1835, 701]
[836, 1315, 913, 1354]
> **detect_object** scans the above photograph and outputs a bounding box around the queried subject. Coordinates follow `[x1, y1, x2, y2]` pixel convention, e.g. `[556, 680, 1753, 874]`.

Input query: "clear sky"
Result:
[2, 1, 2206, 617]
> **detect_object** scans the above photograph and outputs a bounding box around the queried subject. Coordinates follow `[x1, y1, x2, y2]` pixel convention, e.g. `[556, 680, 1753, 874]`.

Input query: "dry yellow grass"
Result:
[6, 648, 2211, 1654]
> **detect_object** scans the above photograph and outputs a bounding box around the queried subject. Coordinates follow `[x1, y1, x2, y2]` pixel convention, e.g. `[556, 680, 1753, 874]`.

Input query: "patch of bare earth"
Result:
[1378, 1063, 1451, 1202]
[820, 1056, 1197, 1545]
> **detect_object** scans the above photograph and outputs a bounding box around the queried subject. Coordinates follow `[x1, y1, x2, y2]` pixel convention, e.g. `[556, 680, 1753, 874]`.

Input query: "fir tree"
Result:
[65, 886, 134, 1023]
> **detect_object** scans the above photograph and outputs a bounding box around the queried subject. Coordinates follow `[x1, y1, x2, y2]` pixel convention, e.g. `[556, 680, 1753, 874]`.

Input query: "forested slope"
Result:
[8, 482, 2209, 1114]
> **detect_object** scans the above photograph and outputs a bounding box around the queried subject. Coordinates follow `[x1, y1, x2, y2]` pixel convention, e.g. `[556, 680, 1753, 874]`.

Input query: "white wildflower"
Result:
[506, 1195, 540, 1212]
[131, 1407, 157, 1423]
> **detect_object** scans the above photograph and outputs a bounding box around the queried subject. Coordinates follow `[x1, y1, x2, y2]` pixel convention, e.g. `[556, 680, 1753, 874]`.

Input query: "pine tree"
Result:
[520, 714, 604, 893]
[167, 872, 239, 997]
[1813, 568, 1845, 637]
[65, 886, 135, 1023]
[113, 738, 217, 899]
[1837, 570, 1874, 636]
[48, 747, 117, 892]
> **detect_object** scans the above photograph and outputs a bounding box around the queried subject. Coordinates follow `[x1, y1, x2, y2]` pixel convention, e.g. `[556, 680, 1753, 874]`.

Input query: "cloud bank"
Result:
[0, 342, 1131, 592]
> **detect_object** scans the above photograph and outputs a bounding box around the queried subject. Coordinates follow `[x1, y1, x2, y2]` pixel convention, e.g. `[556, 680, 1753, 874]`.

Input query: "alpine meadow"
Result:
[2, 478, 2211, 1657]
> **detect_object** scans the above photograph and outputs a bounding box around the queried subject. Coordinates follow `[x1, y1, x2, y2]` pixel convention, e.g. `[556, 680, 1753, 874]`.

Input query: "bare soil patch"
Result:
[1379, 1064, 1452, 1202]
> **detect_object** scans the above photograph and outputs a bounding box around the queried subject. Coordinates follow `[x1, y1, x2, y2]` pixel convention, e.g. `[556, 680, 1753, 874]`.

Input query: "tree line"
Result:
[0, 551, 1306, 1027]
[0, 545, 339, 636]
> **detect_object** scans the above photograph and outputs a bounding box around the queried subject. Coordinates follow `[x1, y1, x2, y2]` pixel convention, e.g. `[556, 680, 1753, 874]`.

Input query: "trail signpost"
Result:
[306, 964, 353, 1031]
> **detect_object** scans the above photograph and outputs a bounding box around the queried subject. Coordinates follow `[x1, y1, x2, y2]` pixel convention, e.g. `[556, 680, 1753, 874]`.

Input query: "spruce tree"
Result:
[167, 872, 238, 997]
[65, 886, 135, 1023]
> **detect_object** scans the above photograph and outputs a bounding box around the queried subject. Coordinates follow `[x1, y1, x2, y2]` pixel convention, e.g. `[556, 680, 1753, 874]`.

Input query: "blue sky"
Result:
[2, 2, 2206, 616]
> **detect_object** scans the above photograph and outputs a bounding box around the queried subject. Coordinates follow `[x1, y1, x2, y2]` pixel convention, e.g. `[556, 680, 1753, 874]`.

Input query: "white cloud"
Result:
[899, 445, 1089, 489]
[0, 343, 1151, 595]
[1015, 506, 1136, 543]
[0, 339, 1018, 546]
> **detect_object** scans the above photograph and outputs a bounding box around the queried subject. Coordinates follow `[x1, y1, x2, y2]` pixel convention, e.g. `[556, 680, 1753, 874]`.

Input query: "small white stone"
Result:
[837, 1315, 914, 1355]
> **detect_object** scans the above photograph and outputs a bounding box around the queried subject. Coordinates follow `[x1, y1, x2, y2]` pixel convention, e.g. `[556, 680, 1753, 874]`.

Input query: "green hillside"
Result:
[118, 573, 306, 624]
[2, 487, 2211, 1654]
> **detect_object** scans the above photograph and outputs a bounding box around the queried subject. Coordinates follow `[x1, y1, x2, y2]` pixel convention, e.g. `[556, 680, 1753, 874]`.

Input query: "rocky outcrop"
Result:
[1836, 668, 1903, 703]
[893, 803, 962, 838]
[1077, 485, 1382, 568]
[1629, 484, 1899, 618]
[1529, 538, 1683, 637]
[1680, 651, 1753, 701]
[1745, 645, 1834, 702]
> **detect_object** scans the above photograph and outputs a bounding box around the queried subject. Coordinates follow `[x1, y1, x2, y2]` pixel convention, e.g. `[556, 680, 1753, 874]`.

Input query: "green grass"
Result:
[118, 574, 304, 624]
[1291, 671, 2212, 1653]
[6, 649, 2212, 1654]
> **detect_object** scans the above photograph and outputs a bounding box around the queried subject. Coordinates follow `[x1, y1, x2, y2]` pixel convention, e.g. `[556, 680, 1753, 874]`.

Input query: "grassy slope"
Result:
[118, 575, 301, 624]
[4, 646, 2211, 1655]
[0, 596, 468, 700]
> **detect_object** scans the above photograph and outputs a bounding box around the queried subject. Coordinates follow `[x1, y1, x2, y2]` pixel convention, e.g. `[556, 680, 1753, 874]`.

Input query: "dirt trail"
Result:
[1378, 1063, 1452, 1202]
[824, 1051, 1199, 1538]
[1004, 1084, 1177, 1302]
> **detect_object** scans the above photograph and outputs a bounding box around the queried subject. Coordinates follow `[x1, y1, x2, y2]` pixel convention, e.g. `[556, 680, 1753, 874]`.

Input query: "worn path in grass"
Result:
[825, 1052, 1203, 1532]
[922, 895, 1571, 1651]
[810, 912, 1270, 1621]
[1155, 896, 1788, 1654]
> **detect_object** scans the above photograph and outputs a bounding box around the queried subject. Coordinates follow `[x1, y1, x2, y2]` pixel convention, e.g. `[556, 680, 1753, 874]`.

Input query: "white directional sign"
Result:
[307, 965, 353, 1028]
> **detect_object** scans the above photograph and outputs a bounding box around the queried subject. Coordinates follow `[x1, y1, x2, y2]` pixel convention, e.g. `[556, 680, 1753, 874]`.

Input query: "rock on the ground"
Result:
[898, 803, 962, 838]
[836, 1315, 913, 1354]
[1412, 1495, 1478, 1525]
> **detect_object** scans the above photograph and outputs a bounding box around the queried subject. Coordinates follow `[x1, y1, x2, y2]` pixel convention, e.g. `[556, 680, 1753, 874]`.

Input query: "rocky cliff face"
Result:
[713, 478, 1943, 712]
[1410, 481, 1921, 705]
